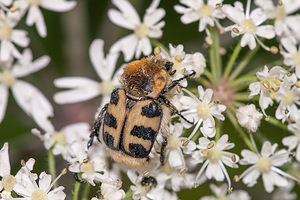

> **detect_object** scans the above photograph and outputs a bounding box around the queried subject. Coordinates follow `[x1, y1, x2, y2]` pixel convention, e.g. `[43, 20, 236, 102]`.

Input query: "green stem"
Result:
[226, 107, 256, 152]
[223, 40, 241, 79]
[215, 120, 221, 141]
[229, 45, 260, 81]
[266, 116, 289, 132]
[150, 38, 168, 52]
[72, 182, 81, 200]
[81, 183, 90, 200]
[124, 190, 133, 200]
[231, 93, 252, 101]
[212, 27, 222, 78]
[229, 75, 257, 87]
[203, 70, 216, 85]
[48, 148, 57, 188]
[209, 29, 217, 81]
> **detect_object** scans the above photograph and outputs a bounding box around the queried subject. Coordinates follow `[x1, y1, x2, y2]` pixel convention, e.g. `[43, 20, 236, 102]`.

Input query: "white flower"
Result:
[0, 0, 11, 6]
[0, 10, 29, 60]
[239, 141, 298, 193]
[200, 183, 251, 200]
[255, 0, 300, 38]
[91, 178, 125, 200]
[236, 104, 263, 133]
[0, 143, 36, 198]
[283, 120, 300, 161]
[67, 142, 108, 186]
[280, 37, 300, 78]
[272, 181, 297, 200]
[0, 48, 52, 125]
[12, 0, 76, 37]
[191, 134, 239, 189]
[54, 39, 122, 108]
[223, 1, 275, 50]
[32, 122, 90, 160]
[166, 123, 196, 171]
[158, 44, 206, 84]
[249, 65, 287, 116]
[174, 0, 225, 33]
[274, 74, 300, 122]
[13, 167, 66, 200]
[180, 86, 226, 138]
[108, 0, 165, 61]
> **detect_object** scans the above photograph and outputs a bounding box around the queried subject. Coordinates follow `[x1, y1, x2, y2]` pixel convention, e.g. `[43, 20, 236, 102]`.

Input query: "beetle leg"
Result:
[160, 135, 168, 166]
[74, 173, 85, 183]
[160, 70, 195, 95]
[88, 103, 109, 149]
[159, 95, 194, 125]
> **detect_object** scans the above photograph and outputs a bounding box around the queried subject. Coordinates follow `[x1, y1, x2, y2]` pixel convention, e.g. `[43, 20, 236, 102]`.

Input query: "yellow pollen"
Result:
[134, 24, 149, 38]
[80, 161, 95, 175]
[181, 138, 189, 147]
[232, 27, 239, 33]
[27, 0, 40, 6]
[0, 24, 12, 40]
[178, 168, 186, 176]
[1, 70, 16, 87]
[292, 51, 300, 66]
[202, 145, 222, 163]
[154, 47, 161, 55]
[273, 6, 286, 20]
[274, 77, 281, 86]
[256, 156, 271, 173]
[282, 90, 296, 106]
[175, 55, 182, 62]
[167, 135, 180, 150]
[240, 19, 257, 33]
[100, 81, 114, 96]
[262, 80, 270, 89]
[197, 5, 214, 17]
[31, 189, 48, 200]
[2, 174, 16, 192]
[296, 81, 300, 88]
[197, 101, 211, 119]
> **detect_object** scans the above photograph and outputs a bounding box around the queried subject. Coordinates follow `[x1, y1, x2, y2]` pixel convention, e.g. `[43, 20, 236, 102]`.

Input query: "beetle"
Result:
[88, 55, 195, 168]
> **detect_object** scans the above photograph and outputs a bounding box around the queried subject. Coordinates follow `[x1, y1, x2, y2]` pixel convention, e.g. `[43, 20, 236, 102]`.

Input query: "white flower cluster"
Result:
[1, 0, 300, 199]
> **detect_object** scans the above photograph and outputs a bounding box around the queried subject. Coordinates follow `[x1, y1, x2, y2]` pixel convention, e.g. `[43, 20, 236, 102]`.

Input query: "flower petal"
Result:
[0, 143, 10, 176]
[41, 0, 76, 12]
[0, 85, 8, 123]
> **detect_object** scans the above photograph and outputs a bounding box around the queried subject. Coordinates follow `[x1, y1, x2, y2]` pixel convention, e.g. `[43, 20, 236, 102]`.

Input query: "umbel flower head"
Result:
[108, 0, 165, 61]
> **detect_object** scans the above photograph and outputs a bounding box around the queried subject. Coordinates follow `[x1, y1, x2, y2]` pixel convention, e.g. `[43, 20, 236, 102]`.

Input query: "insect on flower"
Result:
[87, 55, 195, 168]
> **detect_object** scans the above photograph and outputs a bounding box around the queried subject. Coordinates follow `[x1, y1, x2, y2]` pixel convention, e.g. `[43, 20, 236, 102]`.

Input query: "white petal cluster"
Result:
[200, 183, 250, 200]
[281, 37, 300, 78]
[158, 44, 206, 83]
[12, 0, 76, 37]
[174, 0, 225, 33]
[283, 119, 300, 161]
[239, 141, 297, 193]
[255, 0, 300, 39]
[180, 86, 226, 138]
[236, 104, 263, 133]
[249, 65, 287, 116]
[108, 0, 165, 61]
[191, 135, 239, 188]
[0, 49, 52, 125]
[222, 1, 275, 50]
[54, 39, 122, 107]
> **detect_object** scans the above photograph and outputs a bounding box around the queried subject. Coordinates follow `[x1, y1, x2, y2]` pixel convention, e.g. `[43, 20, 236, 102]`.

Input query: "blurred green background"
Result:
[0, 0, 299, 199]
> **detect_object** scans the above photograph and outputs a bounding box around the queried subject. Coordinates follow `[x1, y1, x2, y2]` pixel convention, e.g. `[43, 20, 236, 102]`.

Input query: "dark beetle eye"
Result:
[164, 61, 173, 72]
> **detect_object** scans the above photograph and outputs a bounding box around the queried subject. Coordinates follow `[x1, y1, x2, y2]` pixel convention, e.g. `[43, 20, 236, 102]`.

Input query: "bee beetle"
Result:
[88, 55, 195, 168]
